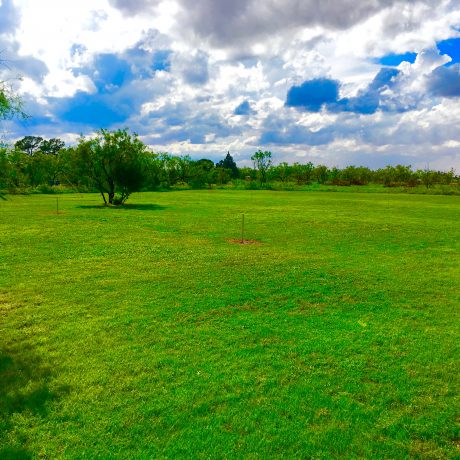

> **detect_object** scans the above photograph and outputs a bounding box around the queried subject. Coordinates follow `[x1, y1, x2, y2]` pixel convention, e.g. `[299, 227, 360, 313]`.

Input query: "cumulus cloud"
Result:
[108, 0, 158, 15]
[172, 50, 209, 85]
[0, 0, 19, 35]
[3, 0, 460, 171]
[427, 65, 460, 97]
[108, 0, 434, 48]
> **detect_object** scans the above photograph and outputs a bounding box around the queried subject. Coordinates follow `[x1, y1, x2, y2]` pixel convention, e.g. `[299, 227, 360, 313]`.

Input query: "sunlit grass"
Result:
[1, 190, 459, 458]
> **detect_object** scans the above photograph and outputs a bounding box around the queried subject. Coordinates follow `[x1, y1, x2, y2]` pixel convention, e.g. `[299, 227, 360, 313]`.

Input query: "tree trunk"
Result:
[108, 179, 115, 204]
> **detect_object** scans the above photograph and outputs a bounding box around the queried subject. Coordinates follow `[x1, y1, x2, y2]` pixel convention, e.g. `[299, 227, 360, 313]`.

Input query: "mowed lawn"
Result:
[1, 190, 459, 459]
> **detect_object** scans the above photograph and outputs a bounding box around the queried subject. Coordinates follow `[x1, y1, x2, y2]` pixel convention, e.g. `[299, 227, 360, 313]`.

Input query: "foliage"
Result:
[291, 161, 314, 184]
[72, 129, 150, 205]
[0, 136, 458, 194]
[251, 149, 272, 183]
[269, 162, 292, 183]
[313, 165, 329, 184]
[0, 80, 27, 121]
[15, 136, 44, 155]
[40, 138, 66, 155]
[217, 151, 239, 178]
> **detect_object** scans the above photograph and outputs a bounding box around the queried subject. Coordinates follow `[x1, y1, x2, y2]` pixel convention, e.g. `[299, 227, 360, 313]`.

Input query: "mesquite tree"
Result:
[73, 129, 150, 205]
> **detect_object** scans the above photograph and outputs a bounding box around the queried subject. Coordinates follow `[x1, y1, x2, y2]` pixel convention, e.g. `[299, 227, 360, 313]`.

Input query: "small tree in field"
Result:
[251, 150, 272, 183]
[73, 129, 150, 205]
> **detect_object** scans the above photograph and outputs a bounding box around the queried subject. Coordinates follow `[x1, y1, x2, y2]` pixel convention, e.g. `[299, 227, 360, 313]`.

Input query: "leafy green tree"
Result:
[339, 166, 372, 185]
[291, 162, 314, 185]
[417, 169, 437, 189]
[190, 159, 217, 188]
[270, 162, 292, 183]
[196, 158, 215, 172]
[40, 151, 66, 185]
[217, 152, 239, 178]
[376, 165, 417, 187]
[313, 165, 330, 184]
[238, 166, 257, 181]
[41, 138, 65, 155]
[251, 150, 272, 183]
[0, 147, 10, 193]
[0, 65, 28, 198]
[14, 136, 44, 156]
[7, 149, 29, 188]
[72, 129, 150, 205]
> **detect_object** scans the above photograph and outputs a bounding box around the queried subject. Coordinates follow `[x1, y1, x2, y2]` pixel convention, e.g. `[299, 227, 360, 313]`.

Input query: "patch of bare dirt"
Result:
[227, 238, 262, 245]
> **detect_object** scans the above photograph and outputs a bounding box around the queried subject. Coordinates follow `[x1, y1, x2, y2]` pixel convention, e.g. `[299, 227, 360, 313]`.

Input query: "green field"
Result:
[1, 190, 459, 459]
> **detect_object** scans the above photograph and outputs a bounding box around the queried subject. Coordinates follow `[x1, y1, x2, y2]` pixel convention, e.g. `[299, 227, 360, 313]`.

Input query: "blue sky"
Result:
[1, 0, 460, 169]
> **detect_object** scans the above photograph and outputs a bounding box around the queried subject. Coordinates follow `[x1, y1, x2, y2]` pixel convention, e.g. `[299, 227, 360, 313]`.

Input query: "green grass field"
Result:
[1, 190, 459, 459]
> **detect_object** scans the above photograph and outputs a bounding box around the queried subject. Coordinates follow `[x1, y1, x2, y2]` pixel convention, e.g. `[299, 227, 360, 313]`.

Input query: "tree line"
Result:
[0, 129, 458, 204]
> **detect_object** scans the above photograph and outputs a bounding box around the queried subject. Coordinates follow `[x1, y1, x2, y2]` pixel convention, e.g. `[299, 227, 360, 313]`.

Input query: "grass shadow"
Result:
[77, 203, 166, 211]
[0, 345, 66, 458]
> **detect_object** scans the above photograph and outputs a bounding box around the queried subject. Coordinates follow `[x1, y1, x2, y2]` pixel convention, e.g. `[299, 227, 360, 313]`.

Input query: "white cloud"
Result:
[1, 0, 460, 170]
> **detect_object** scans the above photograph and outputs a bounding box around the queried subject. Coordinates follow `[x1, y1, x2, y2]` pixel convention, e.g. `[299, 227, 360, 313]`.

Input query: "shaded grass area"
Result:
[1, 190, 459, 458]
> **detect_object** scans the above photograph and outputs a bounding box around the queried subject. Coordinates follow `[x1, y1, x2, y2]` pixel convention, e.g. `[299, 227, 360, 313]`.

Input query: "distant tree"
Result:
[271, 162, 292, 183]
[189, 159, 216, 188]
[376, 164, 417, 187]
[0, 147, 9, 197]
[417, 169, 437, 189]
[176, 155, 193, 183]
[291, 162, 314, 185]
[313, 165, 329, 184]
[15, 136, 44, 156]
[40, 138, 65, 155]
[196, 158, 215, 172]
[339, 165, 372, 185]
[217, 152, 239, 178]
[238, 166, 257, 181]
[72, 129, 150, 205]
[251, 150, 272, 183]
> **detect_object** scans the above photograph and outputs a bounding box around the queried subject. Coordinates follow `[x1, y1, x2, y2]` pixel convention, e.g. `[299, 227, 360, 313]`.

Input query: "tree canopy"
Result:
[217, 152, 239, 178]
[251, 150, 272, 183]
[72, 129, 150, 205]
